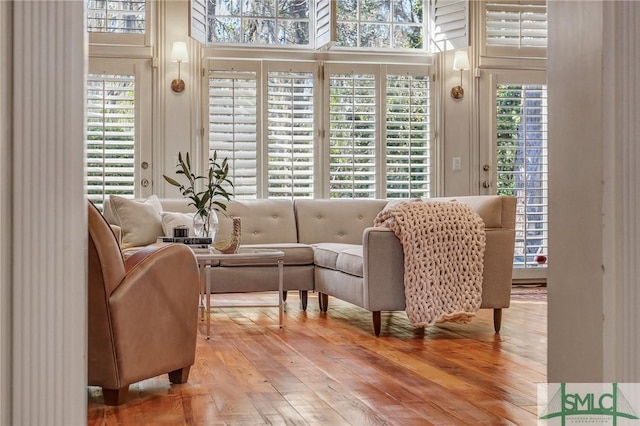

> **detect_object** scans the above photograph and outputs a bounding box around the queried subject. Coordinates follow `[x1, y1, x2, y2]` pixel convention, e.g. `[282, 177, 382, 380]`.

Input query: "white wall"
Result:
[442, 48, 475, 196]
[156, 1, 202, 198]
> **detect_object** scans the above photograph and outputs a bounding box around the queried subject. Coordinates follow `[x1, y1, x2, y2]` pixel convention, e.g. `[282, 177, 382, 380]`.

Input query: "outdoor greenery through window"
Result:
[87, 0, 145, 33]
[206, 0, 424, 50]
[496, 84, 548, 268]
[85, 74, 136, 211]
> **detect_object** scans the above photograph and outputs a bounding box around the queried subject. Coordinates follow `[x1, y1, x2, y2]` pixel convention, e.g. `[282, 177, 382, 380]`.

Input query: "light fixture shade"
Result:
[453, 50, 470, 71]
[171, 42, 189, 63]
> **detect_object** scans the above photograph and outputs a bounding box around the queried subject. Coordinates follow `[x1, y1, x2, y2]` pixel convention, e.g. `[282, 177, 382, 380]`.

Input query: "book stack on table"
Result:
[157, 236, 213, 252]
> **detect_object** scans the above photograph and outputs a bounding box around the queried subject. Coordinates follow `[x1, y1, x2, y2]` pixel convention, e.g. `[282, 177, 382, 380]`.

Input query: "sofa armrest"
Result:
[362, 227, 406, 312]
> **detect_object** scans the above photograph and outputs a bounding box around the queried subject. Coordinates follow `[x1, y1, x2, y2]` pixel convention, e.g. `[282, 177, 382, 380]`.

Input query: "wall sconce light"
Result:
[451, 50, 470, 100]
[171, 41, 189, 93]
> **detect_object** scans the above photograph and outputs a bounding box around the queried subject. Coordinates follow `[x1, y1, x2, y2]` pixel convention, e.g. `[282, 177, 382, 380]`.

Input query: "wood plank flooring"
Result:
[88, 290, 547, 425]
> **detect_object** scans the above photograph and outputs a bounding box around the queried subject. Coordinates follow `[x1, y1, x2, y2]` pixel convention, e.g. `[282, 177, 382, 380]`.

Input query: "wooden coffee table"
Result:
[195, 248, 285, 339]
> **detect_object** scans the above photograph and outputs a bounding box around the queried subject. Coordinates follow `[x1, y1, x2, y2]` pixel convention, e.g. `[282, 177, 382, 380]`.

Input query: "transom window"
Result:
[87, 0, 146, 34]
[204, 0, 425, 50]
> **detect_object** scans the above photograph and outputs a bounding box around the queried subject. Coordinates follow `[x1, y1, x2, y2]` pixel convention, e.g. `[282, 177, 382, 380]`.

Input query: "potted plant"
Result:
[163, 151, 233, 238]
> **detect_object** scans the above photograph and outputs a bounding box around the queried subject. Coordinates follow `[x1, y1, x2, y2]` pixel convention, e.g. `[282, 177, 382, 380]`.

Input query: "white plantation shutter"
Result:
[430, 0, 469, 51]
[267, 70, 315, 198]
[484, 0, 547, 57]
[315, 0, 336, 50]
[189, 0, 208, 44]
[85, 74, 136, 211]
[385, 74, 431, 198]
[327, 69, 377, 198]
[495, 84, 548, 268]
[208, 71, 258, 198]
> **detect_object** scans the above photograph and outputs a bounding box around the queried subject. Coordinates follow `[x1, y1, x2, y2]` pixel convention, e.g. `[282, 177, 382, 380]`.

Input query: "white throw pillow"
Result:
[109, 195, 164, 248]
[161, 212, 195, 237]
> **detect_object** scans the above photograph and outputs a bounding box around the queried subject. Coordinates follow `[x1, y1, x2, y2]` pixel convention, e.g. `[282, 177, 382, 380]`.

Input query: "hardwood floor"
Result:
[88, 290, 547, 425]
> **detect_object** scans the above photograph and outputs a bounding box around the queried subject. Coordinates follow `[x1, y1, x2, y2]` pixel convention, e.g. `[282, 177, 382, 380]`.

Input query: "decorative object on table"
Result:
[163, 151, 233, 240]
[213, 216, 241, 254]
[173, 225, 189, 238]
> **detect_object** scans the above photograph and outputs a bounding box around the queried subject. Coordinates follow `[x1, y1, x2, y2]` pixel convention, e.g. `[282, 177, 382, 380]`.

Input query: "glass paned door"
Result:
[480, 71, 547, 282]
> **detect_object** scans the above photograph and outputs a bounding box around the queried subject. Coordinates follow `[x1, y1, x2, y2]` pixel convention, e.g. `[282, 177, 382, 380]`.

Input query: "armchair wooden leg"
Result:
[102, 386, 129, 406]
[493, 308, 502, 333]
[372, 311, 381, 336]
[168, 366, 191, 384]
[299, 290, 308, 311]
[282, 291, 288, 302]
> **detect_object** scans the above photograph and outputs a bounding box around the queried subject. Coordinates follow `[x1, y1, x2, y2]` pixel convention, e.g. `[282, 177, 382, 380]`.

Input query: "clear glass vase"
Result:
[193, 208, 218, 240]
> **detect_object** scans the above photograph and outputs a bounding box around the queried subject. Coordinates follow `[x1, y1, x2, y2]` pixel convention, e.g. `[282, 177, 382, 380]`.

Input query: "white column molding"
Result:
[0, 1, 13, 424]
[602, 1, 640, 382]
[11, 1, 87, 424]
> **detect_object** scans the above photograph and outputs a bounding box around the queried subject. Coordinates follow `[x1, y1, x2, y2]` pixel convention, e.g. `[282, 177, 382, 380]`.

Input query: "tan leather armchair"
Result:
[88, 201, 200, 405]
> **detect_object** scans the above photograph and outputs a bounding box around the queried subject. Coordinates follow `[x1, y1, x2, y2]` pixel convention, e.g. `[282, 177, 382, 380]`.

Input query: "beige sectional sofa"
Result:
[103, 196, 516, 335]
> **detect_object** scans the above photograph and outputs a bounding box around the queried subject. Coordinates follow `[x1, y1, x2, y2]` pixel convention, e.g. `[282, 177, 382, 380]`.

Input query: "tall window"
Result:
[208, 71, 259, 198]
[496, 84, 548, 268]
[267, 71, 315, 198]
[328, 71, 377, 198]
[85, 74, 136, 211]
[385, 74, 430, 198]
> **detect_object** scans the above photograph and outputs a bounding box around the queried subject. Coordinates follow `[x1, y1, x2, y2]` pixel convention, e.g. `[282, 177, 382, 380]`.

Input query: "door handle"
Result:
[141, 178, 150, 188]
[482, 181, 491, 189]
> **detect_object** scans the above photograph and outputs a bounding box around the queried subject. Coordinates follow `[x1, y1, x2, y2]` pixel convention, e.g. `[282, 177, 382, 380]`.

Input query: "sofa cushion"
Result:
[336, 246, 364, 277]
[109, 195, 163, 249]
[217, 200, 298, 245]
[220, 243, 314, 266]
[313, 243, 363, 277]
[160, 212, 195, 237]
[295, 199, 388, 244]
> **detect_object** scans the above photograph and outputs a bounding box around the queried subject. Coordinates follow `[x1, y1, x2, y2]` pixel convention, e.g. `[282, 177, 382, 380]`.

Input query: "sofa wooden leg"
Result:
[299, 290, 308, 310]
[168, 366, 191, 384]
[372, 311, 381, 336]
[320, 293, 329, 312]
[493, 308, 502, 333]
[282, 291, 288, 302]
[102, 386, 129, 406]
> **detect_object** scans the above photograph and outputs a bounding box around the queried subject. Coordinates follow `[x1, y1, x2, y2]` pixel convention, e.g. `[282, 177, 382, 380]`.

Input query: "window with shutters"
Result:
[85, 74, 136, 211]
[327, 70, 377, 198]
[267, 69, 315, 198]
[205, 61, 431, 199]
[481, 0, 547, 58]
[385, 74, 431, 198]
[496, 83, 548, 268]
[208, 70, 259, 198]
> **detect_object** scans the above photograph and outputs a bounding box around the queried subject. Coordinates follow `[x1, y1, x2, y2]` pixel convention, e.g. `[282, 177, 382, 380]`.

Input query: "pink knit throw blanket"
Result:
[374, 200, 486, 327]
